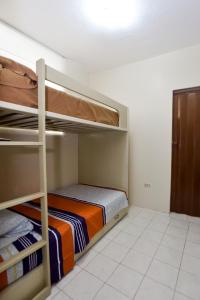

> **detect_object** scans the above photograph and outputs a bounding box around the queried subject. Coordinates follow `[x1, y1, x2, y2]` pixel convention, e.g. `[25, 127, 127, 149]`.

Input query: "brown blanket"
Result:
[0, 57, 119, 126]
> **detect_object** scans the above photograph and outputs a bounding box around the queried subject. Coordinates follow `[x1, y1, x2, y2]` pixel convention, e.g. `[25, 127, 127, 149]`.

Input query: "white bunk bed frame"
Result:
[0, 59, 128, 300]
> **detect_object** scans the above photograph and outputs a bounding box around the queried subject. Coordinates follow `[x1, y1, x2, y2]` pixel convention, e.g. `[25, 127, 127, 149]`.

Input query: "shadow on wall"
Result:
[0, 131, 78, 202]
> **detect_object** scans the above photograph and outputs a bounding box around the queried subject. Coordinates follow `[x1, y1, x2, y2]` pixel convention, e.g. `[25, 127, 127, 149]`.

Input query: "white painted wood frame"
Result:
[0, 59, 51, 300]
[0, 58, 128, 300]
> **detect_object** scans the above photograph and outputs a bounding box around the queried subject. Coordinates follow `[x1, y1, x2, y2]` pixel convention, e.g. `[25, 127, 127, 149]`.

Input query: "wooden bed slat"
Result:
[0, 116, 37, 126]
[0, 104, 127, 133]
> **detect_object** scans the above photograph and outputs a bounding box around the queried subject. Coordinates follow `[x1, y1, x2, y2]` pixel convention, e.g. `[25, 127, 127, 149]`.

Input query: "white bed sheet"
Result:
[52, 184, 128, 223]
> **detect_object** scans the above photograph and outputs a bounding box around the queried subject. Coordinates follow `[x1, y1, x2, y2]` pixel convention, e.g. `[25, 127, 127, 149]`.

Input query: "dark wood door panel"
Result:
[171, 87, 200, 217]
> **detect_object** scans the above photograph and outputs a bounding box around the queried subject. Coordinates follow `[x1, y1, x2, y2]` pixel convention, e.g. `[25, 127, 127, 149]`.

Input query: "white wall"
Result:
[89, 44, 200, 212]
[0, 21, 89, 84]
[0, 130, 78, 202]
[79, 132, 129, 194]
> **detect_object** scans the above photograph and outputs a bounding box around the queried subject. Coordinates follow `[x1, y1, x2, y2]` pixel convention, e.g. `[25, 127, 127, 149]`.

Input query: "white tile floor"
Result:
[46, 206, 200, 300]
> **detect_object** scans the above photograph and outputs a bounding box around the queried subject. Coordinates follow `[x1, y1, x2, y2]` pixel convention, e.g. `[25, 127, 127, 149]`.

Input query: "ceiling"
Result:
[0, 0, 200, 72]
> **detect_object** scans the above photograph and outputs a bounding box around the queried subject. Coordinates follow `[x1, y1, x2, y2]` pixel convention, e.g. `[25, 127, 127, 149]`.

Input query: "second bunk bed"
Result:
[0, 56, 129, 300]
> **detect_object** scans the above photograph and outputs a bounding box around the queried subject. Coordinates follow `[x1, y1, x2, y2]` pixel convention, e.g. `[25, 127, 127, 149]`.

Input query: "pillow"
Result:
[0, 209, 31, 236]
[0, 220, 33, 250]
[6, 218, 33, 236]
[0, 56, 37, 81]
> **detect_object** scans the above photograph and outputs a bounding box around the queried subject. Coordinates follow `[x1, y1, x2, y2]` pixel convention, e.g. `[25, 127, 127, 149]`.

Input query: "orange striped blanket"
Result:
[0, 193, 104, 290]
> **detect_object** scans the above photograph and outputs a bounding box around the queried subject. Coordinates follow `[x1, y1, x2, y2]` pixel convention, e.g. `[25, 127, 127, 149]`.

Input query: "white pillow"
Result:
[0, 209, 31, 236]
[0, 220, 33, 250]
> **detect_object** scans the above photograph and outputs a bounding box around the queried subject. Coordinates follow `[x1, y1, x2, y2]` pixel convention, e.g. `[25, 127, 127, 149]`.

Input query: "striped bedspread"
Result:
[0, 193, 105, 290]
[0, 230, 42, 291]
[53, 184, 128, 224]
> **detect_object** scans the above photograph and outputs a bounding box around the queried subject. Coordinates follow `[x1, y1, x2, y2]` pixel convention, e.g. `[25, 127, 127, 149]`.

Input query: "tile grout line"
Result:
[68, 212, 198, 300]
[108, 211, 158, 295]
[91, 208, 150, 300]
[91, 209, 145, 299]
[49, 210, 192, 300]
[63, 211, 138, 300]
[100, 211, 175, 299]
[171, 218, 191, 300]
[53, 210, 171, 299]
[52, 209, 196, 300]
[50, 286, 74, 300]
[112, 211, 165, 299]
[100, 213, 197, 300]
[59, 211, 139, 300]
[132, 213, 172, 300]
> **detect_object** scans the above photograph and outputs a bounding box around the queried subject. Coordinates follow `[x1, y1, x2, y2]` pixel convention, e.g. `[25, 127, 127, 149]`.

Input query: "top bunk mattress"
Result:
[0, 56, 119, 126]
[52, 184, 128, 224]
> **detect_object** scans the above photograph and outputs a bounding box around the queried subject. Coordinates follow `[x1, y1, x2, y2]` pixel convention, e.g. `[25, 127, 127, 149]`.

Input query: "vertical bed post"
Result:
[36, 59, 51, 292]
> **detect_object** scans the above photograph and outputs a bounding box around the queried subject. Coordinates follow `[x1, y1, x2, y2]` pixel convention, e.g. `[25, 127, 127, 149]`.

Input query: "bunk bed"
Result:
[0, 57, 129, 300]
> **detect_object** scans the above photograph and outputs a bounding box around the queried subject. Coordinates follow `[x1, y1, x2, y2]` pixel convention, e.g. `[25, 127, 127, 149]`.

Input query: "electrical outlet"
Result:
[144, 183, 151, 188]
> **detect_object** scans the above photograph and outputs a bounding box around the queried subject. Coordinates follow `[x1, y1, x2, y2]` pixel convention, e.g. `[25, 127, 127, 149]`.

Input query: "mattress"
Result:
[0, 195, 104, 290]
[0, 56, 119, 126]
[0, 185, 128, 291]
[53, 184, 128, 223]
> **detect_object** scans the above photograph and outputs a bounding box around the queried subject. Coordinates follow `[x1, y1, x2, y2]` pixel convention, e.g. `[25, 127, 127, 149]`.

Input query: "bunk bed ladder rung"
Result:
[0, 141, 43, 146]
[0, 240, 47, 273]
[0, 192, 45, 211]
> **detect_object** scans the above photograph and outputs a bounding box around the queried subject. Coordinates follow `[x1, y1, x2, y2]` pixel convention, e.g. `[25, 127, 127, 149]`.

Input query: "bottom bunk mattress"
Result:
[0, 184, 128, 291]
[52, 184, 128, 224]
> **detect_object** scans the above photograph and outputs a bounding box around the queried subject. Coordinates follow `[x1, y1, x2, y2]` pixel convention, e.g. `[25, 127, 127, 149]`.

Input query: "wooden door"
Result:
[171, 87, 200, 217]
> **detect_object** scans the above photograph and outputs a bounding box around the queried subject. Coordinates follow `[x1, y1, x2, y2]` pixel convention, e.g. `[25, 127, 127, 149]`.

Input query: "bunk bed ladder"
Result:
[0, 59, 51, 300]
[36, 58, 51, 297]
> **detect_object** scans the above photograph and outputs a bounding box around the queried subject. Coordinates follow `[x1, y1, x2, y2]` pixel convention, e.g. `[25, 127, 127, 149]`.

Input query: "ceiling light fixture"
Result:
[83, 0, 140, 30]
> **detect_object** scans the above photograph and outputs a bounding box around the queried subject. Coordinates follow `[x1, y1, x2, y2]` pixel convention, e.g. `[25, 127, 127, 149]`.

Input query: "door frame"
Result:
[170, 86, 200, 213]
